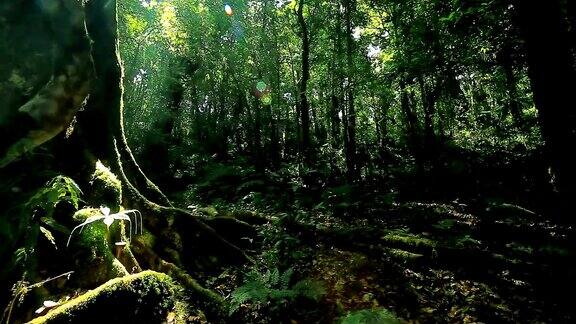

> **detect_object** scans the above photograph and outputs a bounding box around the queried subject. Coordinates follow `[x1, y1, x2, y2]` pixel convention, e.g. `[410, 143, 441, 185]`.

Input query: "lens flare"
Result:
[253, 81, 272, 104]
[256, 81, 267, 92]
[261, 94, 272, 105]
[225, 4, 233, 16]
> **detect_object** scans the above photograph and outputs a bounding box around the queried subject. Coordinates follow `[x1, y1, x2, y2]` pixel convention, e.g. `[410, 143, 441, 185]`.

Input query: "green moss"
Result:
[381, 230, 437, 255]
[198, 205, 219, 218]
[72, 208, 100, 222]
[339, 308, 402, 324]
[538, 245, 572, 258]
[134, 229, 156, 248]
[89, 161, 122, 211]
[385, 248, 423, 263]
[29, 271, 188, 324]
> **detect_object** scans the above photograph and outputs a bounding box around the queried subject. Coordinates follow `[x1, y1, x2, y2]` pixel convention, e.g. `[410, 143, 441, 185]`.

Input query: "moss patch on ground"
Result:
[381, 229, 437, 255]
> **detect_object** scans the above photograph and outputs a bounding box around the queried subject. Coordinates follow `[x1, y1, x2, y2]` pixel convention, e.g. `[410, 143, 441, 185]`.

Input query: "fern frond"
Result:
[229, 267, 326, 315]
[292, 279, 326, 302]
[279, 268, 293, 290]
[269, 268, 280, 287]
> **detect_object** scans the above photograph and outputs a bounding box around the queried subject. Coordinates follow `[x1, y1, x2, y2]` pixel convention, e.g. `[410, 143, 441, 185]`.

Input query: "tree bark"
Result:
[297, 0, 312, 166]
[0, 0, 92, 168]
[330, 2, 344, 150]
[516, 0, 576, 210]
[343, 0, 358, 181]
[566, 0, 576, 67]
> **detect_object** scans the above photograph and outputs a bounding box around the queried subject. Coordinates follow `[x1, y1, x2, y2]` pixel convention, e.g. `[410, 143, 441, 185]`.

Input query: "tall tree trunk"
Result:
[267, 102, 281, 169]
[311, 92, 322, 142]
[516, 0, 576, 209]
[343, 0, 358, 181]
[566, 0, 576, 67]
[270, 10, 282, 169]
[330, 2, 343, 150]
[297, 0, 312, 166]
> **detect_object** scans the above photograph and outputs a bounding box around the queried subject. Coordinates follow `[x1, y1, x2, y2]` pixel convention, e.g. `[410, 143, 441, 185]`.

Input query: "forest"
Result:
[0, 0, 575, 323]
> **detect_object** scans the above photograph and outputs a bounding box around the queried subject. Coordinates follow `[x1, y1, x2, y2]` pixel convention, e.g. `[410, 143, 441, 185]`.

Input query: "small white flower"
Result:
[67, 207, 143, 247]
[100, 207, 114, 228]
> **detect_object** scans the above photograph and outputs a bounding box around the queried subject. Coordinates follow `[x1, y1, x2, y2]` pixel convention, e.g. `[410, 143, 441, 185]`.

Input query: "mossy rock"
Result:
[69, 208, 128, 287]
[88, 161, 122, 211]
[29, 271, 189, 324]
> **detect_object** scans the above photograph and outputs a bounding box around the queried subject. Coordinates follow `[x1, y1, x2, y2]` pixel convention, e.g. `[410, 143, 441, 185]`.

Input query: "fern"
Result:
[292, 279, 325, 301]
[279, 268, 293, 290]
[229, 268, 325, 315]
[7, 176, 82, 274]
[339, 308, 402, 324]
[25, 176, 83, 216]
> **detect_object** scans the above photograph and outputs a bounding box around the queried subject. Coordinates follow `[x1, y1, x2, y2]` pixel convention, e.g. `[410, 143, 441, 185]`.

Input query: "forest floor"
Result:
[172, 151, 576, 323]
[194, 198, 576, 323]
[4, 148, 574, 323]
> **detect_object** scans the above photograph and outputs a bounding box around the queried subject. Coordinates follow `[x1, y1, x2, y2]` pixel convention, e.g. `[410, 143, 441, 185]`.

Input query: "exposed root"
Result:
[131, 240, 227, 320]
[161, 207, 255, 264]
[117, 134, 173, 207]
[113, 137, 253, 264]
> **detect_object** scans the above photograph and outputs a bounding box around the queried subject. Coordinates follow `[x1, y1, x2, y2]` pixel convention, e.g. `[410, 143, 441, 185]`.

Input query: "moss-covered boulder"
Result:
[29, 271, 189, 324]
[88, 161, 122, 211]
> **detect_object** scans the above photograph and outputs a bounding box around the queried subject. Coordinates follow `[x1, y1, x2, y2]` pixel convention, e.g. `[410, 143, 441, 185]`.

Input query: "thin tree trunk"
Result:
[378, 94, 389, 148]
[253, 95, 264, 172]
[499, 47, 524, 128]
[400, 79, 422, 170]
[418, 76, 436, 148]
